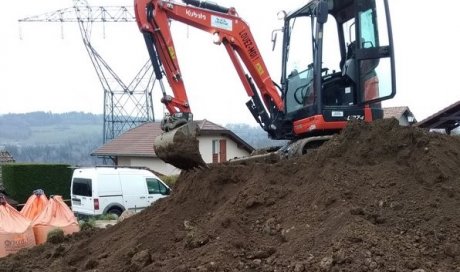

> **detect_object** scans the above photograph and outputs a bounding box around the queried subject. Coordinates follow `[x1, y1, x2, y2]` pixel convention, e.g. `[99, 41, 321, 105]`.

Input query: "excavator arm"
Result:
[134, 0, 287, 170]
[135, 0, 284, 131]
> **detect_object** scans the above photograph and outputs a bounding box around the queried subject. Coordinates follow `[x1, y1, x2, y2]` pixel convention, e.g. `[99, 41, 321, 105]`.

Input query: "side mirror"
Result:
[164, 187, 171, 195]
[316, 1, 328, 24]
[277, 10, 287, 20]
[271, 30, 278, 51]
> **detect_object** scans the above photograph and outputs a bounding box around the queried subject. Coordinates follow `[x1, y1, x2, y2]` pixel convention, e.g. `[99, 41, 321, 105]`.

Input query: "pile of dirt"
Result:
[1, 118, 460, 272]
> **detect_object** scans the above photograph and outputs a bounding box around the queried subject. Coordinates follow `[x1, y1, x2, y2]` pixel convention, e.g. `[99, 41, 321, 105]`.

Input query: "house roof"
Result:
[197, 120, 254, 152]
[383, 106, 413, 120]
[383, 106, 417, 125]
[91, 119, 254, 157]
[415, 101, 460, 132]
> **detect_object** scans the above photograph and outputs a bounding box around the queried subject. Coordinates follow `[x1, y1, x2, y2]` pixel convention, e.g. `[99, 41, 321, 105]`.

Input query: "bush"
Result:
[161, 175, 179, 187]
[2, 164, 73, 204]
[79, 219, 96, 231]
[47, 228, 65, 244]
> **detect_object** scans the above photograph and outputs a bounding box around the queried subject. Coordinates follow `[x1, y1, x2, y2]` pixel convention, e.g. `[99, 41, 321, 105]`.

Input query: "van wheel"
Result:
[106, 207, 123, 218]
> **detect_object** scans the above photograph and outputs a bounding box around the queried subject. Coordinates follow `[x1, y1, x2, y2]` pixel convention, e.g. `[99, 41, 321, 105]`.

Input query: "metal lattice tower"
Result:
[18, 0, 155, 144]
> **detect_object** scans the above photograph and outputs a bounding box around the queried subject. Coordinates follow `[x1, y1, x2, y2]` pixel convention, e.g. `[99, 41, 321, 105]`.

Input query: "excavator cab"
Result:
[276, 0, 396, 138]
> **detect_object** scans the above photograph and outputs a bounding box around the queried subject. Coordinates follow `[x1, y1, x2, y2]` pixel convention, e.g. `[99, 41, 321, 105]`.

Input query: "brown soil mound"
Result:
[1, 118, 460, 272]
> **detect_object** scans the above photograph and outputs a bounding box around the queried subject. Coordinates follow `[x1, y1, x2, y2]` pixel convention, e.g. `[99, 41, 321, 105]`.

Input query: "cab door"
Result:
[71, 178, 94, 215]
[354, 0, 396, 104]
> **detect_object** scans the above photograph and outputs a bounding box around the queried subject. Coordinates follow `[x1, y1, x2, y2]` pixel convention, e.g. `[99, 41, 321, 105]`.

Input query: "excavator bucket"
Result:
[154, 121, 207, 170]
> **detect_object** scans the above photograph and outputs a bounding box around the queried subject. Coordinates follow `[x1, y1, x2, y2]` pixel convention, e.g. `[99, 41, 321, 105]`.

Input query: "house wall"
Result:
[397, 116, 410, 126]
[117, 157, 180, 176]
[198, 135, 250, 162]
[116, 134, 250, 176]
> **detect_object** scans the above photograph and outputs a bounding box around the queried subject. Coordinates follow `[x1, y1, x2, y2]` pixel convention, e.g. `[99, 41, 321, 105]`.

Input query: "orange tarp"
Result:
[32, 195, 80, 245]
[0, 201, 36, 258]
[20, 191, 49, 221]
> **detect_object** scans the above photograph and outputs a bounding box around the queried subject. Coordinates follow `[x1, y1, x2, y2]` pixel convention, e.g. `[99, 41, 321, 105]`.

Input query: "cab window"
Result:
[359, 9, 377, 48]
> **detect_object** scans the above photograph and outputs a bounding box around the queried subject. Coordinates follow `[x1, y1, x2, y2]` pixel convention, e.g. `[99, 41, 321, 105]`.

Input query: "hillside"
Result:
[0, 111, 103, 165]
[0, 111, 102, 146]
[0, 112, 279, 165]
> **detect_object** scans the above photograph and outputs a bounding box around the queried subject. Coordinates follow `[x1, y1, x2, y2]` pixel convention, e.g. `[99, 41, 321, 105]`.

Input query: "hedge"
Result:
[1, 164, 73, 204]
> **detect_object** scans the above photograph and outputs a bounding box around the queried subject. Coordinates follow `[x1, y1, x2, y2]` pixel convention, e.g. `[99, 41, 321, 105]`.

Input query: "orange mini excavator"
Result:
[134, 0, 396, 169]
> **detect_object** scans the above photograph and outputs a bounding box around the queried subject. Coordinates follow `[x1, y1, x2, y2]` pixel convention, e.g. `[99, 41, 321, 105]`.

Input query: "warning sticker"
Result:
[211, 15, 232, 31]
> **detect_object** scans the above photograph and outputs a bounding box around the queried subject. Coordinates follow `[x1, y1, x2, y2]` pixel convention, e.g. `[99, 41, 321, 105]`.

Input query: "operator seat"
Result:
[321, 42, 358, 106]
[343, 40, 381, 106]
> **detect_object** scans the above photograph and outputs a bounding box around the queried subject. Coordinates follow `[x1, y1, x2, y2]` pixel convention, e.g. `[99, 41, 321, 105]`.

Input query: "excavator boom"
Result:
[135, 0, 284, 170]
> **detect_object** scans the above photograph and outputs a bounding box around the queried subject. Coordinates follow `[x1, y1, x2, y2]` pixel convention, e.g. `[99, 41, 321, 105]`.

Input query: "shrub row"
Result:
[2, 164, 73, 204]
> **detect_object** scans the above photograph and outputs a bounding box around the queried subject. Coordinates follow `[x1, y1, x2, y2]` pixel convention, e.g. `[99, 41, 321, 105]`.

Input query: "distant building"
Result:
[91, 120, 254, 175]
[0, 150, 14, 164]
[0, 149, 15, 192]
[383, 106, 417, 126]
[415, 101, 460, 135]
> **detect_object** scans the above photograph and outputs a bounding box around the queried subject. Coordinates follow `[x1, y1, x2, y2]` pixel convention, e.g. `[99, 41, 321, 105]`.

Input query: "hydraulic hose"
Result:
[182, 0, 230, 14]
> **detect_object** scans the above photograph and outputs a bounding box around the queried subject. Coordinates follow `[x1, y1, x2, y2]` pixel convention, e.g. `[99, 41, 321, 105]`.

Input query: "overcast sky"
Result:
[1, 0, 459, 126]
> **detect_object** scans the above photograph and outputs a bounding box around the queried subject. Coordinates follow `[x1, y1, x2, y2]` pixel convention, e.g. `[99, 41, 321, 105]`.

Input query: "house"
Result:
[91, 120, 254, 175]
[0, 149, 15, 192]
[0, 150, 14, 164]
[0, 150, 15, 186]
[415, 101, 460, 135]
[383, 106, 417, 126]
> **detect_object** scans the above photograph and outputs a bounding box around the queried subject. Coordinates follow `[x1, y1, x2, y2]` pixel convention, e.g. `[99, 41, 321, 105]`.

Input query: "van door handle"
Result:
[140, 197, 146, 199]
[148, 196, 154, 199]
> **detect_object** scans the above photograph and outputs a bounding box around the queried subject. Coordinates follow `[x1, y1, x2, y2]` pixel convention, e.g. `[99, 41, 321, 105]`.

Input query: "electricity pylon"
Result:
[19, 0, 155, 145]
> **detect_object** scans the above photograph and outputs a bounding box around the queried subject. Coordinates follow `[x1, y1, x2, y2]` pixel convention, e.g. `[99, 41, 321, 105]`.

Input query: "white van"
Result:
[70, 167, 171, 217]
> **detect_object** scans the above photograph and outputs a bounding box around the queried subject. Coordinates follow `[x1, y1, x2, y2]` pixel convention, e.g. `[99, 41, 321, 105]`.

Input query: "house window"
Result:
[212, 140, 219, 163]
[212, 139, 227, 163]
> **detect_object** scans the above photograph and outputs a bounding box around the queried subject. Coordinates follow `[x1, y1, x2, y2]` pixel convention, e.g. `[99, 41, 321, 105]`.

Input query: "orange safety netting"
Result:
[20, 190, 49, 221]
[32, 195, 80, 245]
[0, 198, 36, 258]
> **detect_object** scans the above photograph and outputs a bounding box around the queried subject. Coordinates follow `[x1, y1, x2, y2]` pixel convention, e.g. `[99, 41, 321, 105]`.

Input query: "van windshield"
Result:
[72, 178, 92, 197]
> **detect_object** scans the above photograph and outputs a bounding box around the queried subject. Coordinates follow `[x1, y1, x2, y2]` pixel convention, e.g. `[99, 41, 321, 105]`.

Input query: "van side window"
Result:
[146, 178, 169, 195]
[72, 178, 92, 197]
[146, 178, 159, 194]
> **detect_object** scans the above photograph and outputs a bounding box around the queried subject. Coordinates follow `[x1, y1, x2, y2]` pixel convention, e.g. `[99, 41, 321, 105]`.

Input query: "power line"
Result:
[18, 1, 155, 152]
